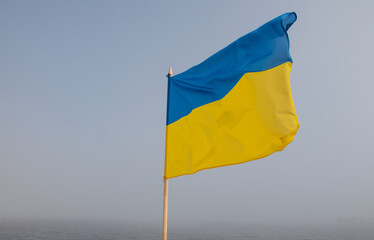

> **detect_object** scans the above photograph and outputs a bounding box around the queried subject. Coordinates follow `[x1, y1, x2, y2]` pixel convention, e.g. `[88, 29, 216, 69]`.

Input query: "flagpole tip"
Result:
[168, 66, 173, 77]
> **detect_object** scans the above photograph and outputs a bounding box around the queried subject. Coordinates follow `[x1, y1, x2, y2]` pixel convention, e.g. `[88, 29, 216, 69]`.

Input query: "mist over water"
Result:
[1, 220, 374, 240]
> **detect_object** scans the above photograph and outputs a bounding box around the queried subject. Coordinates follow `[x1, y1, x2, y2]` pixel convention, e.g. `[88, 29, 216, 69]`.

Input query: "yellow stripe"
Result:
[165, 62, 299, 179]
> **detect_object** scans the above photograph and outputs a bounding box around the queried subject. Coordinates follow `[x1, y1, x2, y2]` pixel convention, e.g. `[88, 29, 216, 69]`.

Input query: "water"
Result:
[1, 220, 374, 240]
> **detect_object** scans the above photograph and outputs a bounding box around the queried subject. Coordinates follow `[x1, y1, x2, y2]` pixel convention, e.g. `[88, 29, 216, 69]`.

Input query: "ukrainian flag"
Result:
[165, 12, 299, 179]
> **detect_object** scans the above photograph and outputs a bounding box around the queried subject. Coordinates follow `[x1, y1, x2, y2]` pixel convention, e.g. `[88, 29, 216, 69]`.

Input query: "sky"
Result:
[1, 0, 374, 228]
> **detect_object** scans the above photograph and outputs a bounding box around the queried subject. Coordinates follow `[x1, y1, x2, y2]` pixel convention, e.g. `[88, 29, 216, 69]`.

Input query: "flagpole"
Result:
[163, 66, 173, 240]
[162, 178, 169, 240]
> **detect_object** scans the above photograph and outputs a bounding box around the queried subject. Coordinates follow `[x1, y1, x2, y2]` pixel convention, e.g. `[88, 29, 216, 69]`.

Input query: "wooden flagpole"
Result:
[163, 66, 173, 240]
[162, 178, 169, 240]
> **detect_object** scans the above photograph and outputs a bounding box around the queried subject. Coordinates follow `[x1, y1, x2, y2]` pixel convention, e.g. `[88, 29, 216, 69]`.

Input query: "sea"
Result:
[1, 220, 374, 240]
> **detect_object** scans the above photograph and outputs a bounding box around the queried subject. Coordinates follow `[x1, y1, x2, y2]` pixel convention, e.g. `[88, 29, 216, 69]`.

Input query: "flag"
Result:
[165, 12, 299, 179]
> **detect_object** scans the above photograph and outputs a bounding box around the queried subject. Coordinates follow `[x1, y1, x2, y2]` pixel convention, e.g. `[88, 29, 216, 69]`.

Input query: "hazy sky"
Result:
[1, 0, 374, 227]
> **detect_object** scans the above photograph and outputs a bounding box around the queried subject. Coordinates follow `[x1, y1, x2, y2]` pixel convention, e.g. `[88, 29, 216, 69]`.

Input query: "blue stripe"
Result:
[167, 12, 297, 125]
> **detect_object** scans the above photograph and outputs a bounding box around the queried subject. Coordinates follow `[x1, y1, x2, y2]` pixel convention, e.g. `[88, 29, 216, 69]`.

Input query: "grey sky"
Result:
[1, 0, 374, 227]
